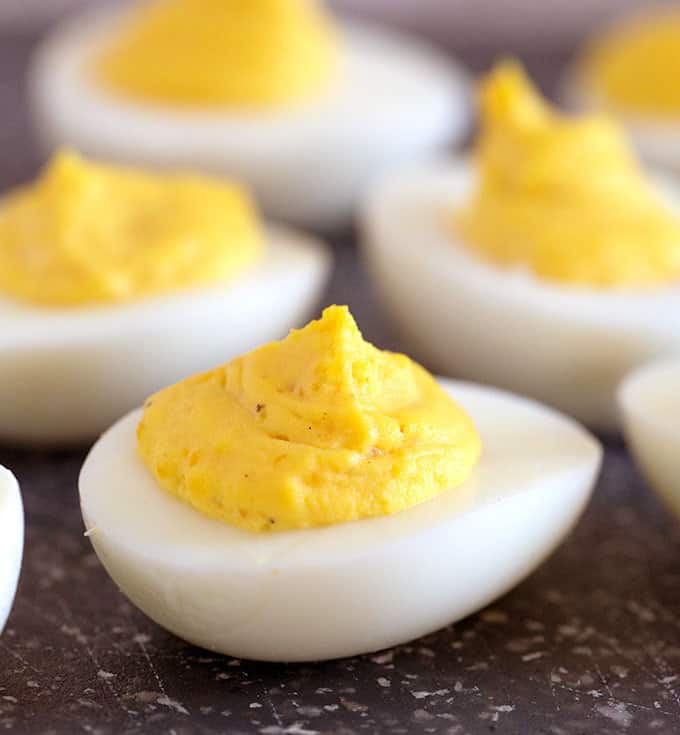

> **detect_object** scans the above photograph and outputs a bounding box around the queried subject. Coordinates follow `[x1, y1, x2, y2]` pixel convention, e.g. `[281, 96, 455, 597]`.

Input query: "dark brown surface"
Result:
[2, 26, 680, 735]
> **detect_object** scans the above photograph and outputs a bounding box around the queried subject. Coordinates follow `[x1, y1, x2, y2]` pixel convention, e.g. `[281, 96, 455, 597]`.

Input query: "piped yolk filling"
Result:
[0, 150, 263, 307]
[137, 306, 481, 533]
[96, 0, 339, 107]
[579, 8, 680, 118]
[455, 61, 680, 288]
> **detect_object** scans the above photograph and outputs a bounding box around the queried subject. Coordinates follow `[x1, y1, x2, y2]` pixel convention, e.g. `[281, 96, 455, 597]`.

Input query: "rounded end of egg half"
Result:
[619, 357, 680, 521]
[0, 466, 24, 635]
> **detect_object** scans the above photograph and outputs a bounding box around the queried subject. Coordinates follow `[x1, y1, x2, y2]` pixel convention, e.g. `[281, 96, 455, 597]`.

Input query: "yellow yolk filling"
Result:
[579, 8, 680, 118]
[0, 151, 262, 306]
[96, 0, 338, 107]
[455, 62, 680, 287]
[137, 305, 481, 533]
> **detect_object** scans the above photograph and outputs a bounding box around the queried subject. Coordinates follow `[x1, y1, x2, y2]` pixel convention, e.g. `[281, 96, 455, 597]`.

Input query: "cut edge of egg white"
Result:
[360, 160, 680, 432]
[0, 467, 24, 635]
[0, 226, 331, 445]
[27, 3, 470, 230]
[619, 357, 680, 521]
[79, 379, 602, 662]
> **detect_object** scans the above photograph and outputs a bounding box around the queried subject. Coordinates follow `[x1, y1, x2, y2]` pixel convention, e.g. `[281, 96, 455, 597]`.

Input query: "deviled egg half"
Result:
[0, 467, 24, 635]
[0, 151, 330, 445]
[619, 358, 680, 522]
[565, 6, 680, 170]
[29, 0, 470, 231]
[362, 62, 680, 432]
[80, 306, 601, 662]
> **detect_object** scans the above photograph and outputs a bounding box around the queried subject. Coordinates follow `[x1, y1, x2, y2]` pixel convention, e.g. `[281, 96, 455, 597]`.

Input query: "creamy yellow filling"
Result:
[137, 306, 481, 533]
[455, 61, 680, 287]
[0, 150, 263, 306]
[579, 8, 680, 118]
[96, 0, 338, 107]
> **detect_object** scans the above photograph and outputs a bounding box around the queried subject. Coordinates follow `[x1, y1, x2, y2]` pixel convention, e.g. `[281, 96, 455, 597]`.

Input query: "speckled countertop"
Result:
[2, 30, 680, 735]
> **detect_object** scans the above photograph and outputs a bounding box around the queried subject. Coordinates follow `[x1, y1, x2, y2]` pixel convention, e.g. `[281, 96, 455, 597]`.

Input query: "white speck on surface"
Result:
[491, 705, 515, 713]
[157, 695, 190, 716]
[260, 725, 319, 735]
[480, 610, 509, 624]
[596, 702, 633, 728]
[250, 702, 263, 709]
[626, 601, 656, 622]
[97, 670, 116, 680]
[522, 651, 546, 662]
[370, 651, 394, 665]
[557, 624, 579, 637]
[412, 689, 449, 700]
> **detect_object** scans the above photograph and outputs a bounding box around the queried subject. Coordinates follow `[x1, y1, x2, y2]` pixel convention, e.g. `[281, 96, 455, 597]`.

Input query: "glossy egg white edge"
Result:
[27, 3, 471, 231]
[79, 379, 602, 662]
[561, 68, 680, 172]
[360, 160, 680, 432]
[0, 227, 331, 446]
[0, 467, 24, 635]
[619, 357, 680, 521]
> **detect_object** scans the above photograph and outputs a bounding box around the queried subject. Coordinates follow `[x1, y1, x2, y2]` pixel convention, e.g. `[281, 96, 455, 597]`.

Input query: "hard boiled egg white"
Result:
[28, 4, 469, 231]
[619, 357, 680, 521]
[79, 379, 601, 662]
[361, 161, 680, 432]
[0, 467, 24, 635]
[0, 227, 330, 445]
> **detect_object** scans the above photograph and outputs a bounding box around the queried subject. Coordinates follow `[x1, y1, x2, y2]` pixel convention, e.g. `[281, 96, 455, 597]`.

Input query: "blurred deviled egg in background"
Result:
[28, 0, 470, 231]
[565, 5, 680, 170]
[0, 467, 23, 636]
[0, 150, 330, 445]
[80, 306, 601, 662]
[362, 62, 680, 432]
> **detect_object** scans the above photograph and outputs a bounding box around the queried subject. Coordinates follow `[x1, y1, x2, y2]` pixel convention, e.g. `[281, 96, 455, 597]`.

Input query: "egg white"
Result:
[360, 161, 680, 432]
[562, 69, 680, 172]
[79, 379, 601, 662]
[0, 467, 24, 636]
[28, 3, 470, 231]
[619, 357, 680, 521]
[0, 227, 330, 445]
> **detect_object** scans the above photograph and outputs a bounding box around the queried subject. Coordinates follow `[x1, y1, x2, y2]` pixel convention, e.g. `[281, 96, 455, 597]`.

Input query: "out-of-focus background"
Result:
[0, 0, 673, 188]
[1, 0, 672, 52]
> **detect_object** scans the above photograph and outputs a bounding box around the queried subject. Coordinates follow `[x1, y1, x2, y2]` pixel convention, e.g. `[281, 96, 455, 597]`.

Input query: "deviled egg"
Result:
[0, 151, 330, 445]
[29, 0, 470, 231]
[362, 62, 680, 432]
[0, 467, 24, 635]
[565, 6, 680, 170]
[619, 357, 680, 521]
[80, 306, 601, 662]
